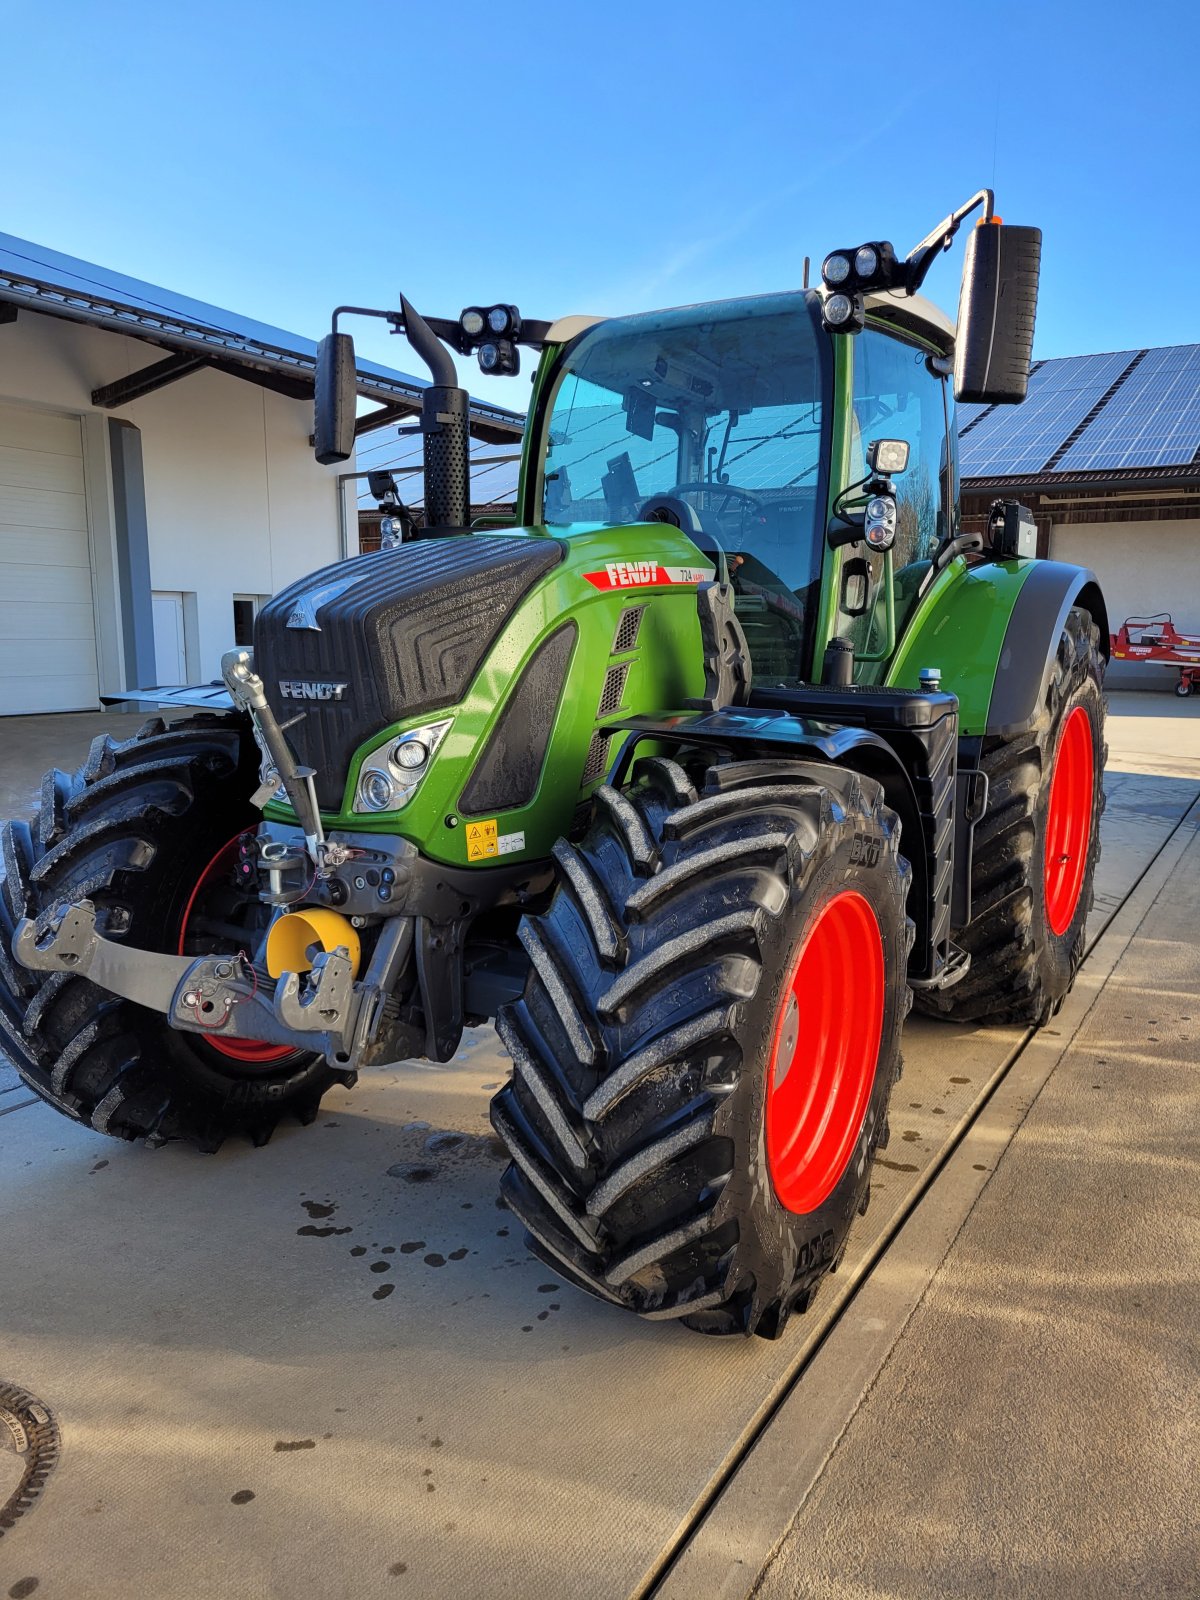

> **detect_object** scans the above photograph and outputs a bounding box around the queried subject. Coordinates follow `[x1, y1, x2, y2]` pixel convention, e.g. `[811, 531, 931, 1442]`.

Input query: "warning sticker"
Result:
[466, 818, 499, 861]
[583, 561, 714, 591]
[498, 830, 526, 856]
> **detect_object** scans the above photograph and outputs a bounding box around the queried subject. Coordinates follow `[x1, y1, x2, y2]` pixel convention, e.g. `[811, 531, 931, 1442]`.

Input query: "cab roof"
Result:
[545, 289, 955, 356]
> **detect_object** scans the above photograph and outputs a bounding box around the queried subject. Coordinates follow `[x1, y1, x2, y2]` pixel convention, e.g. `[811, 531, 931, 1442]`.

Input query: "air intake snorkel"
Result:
[313, 298, 470, 530]
[398, 294, 471, 529]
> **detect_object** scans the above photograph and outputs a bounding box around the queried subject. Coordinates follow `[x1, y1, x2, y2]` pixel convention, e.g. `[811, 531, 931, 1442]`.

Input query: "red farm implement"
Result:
[1110, 614, 1200, 697]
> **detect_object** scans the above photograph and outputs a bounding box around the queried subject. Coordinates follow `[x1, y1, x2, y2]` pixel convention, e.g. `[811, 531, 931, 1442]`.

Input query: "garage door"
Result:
[0, 401, 99, 714]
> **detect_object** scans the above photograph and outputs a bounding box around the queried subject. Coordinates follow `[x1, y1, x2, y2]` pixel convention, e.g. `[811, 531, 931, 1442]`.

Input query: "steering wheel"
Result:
[636, 481, 765, 558]
[667, 481, 764, 518]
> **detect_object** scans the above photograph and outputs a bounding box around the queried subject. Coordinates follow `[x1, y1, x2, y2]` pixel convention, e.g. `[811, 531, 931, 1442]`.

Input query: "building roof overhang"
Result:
[0, 231, 524, 443]
[962, 462, 1200, 499]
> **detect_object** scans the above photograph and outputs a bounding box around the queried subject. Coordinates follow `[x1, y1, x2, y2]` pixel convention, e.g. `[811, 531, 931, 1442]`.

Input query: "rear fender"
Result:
[887, 559, 1107, 737]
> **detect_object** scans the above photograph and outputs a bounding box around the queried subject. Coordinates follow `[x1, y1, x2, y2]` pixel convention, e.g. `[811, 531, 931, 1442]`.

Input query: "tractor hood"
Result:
[255, 534, 566, 809]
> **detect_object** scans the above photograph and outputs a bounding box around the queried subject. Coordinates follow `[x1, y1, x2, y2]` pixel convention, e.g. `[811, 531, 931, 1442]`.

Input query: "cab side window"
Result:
[851, 327, 950, 571]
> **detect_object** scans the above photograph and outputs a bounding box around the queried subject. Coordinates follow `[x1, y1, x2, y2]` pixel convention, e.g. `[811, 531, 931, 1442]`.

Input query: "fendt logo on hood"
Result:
[584, 561, 714, 591]
[279, 680, 349, 702]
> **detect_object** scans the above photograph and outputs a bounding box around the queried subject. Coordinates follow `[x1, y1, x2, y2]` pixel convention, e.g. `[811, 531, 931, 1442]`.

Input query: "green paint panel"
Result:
[885, 557, 1037, 733]
[810, 333, 854, 678]
[267, 523, 710, 867]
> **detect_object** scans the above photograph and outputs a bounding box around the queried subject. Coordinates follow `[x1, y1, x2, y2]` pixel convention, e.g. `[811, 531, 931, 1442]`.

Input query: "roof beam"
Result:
[355, 401, 415, 438]
[92, 352, 208, 408]
[470, 415, 525, 445]
[205, 356, 312, 401]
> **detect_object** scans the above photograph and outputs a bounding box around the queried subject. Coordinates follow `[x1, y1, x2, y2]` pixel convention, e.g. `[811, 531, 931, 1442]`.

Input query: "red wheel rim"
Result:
[1044, 705, 1094, 938]
[765, 890, 884, 1215]
[178, 835, 297, 1065]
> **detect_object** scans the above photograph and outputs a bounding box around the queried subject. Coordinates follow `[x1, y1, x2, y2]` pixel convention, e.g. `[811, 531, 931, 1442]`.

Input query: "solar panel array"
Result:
[1055, 345, 1200, 471]
[354, 432, 522, 513]
[954, 399, 992, 433]
[709, 408, 823, 491]
[958, 343, 1200, 479]
[957, 351, 1140, 478]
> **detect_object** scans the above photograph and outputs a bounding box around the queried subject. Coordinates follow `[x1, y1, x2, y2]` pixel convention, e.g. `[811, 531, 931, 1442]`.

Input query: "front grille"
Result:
[612, 606, 644, 653]
[582, 729, 612, 786]
[597, 663, 629, 718]
[459, 623, 577, 816]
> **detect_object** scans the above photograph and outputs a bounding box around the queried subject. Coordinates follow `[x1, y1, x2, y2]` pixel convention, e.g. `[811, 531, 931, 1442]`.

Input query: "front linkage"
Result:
[15, 896, 398, 1069]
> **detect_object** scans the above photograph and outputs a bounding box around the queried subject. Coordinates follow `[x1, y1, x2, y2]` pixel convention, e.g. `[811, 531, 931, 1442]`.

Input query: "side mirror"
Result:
[314, 332, 357, 464]
[954, 223, 1041, 405]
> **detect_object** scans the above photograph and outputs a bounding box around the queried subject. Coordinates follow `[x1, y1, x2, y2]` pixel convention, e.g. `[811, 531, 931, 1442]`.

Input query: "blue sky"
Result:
[2, 0, 1197, 409]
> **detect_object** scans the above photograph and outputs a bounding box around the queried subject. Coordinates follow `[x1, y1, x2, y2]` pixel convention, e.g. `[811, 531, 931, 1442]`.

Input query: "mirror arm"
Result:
[330, 304, 404, 333]
[903, 188, 995, 295]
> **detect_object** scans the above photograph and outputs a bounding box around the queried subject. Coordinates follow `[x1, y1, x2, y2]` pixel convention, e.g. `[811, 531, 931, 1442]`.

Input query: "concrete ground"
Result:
[0, 709, 144, 821]
[1, 691, 1198, 1598]
[749, 806, 1200, 1600]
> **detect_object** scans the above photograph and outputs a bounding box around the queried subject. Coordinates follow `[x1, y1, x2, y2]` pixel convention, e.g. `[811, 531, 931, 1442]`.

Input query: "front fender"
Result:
[887, 559, 1107, 737]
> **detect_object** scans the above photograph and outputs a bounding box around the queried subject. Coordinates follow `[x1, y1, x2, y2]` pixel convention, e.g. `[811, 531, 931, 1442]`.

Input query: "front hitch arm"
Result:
[14, 901, 358, 1052]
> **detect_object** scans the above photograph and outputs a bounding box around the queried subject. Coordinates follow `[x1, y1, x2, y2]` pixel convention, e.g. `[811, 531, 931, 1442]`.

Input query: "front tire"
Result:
[918, 605, 1106, 1026]
[490, 757, 911, 1338]
[0, 715, 336, 1150]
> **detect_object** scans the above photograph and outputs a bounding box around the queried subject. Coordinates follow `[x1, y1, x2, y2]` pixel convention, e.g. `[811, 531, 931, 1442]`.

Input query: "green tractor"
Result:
[1, 190, 1107, 1337]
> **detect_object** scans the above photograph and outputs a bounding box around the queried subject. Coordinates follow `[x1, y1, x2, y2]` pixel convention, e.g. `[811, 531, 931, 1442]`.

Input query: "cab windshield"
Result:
[538, 292, 832, 681]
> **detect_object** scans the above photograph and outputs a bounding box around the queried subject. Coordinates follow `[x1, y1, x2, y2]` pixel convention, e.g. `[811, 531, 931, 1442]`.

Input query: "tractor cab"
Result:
[521, 287, 960, 688]
[528, 291, 831, 684]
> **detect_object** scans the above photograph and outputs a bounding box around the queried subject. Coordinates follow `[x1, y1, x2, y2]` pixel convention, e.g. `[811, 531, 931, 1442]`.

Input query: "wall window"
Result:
[233, 593, 268, 646]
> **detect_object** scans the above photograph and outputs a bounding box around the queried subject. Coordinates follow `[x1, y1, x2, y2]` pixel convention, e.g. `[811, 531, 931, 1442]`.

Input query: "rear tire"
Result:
[917, 605, 1106, 1026]
[0, 715, 335, 1150]
[489, 756, 911, 1338]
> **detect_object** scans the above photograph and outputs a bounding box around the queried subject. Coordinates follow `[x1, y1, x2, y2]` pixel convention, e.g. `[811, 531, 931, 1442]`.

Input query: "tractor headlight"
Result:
[822, 253, 851, 285]
[487, 305, 511, 334]
[822, 290, 866, 336]
[352, 718, 451, 814]
[864, 494, 898, 552]
[393, 736, 428, 770]
[460, 308, 486, 338]
[477, 338, 520, 376]
[358, 769, 397, 812]
[824, 293, 855, 325]
[854, 244, 879, 278]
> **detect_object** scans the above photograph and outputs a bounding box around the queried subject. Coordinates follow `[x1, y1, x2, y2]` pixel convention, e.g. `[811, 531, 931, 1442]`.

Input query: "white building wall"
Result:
[1050, 517, 1200, 689]
[129, 366, 342, 677]
[0, 308, 347, 694]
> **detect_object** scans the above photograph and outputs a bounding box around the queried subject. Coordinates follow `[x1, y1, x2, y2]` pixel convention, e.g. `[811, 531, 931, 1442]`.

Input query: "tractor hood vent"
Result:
[255, 535, 565, 809]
